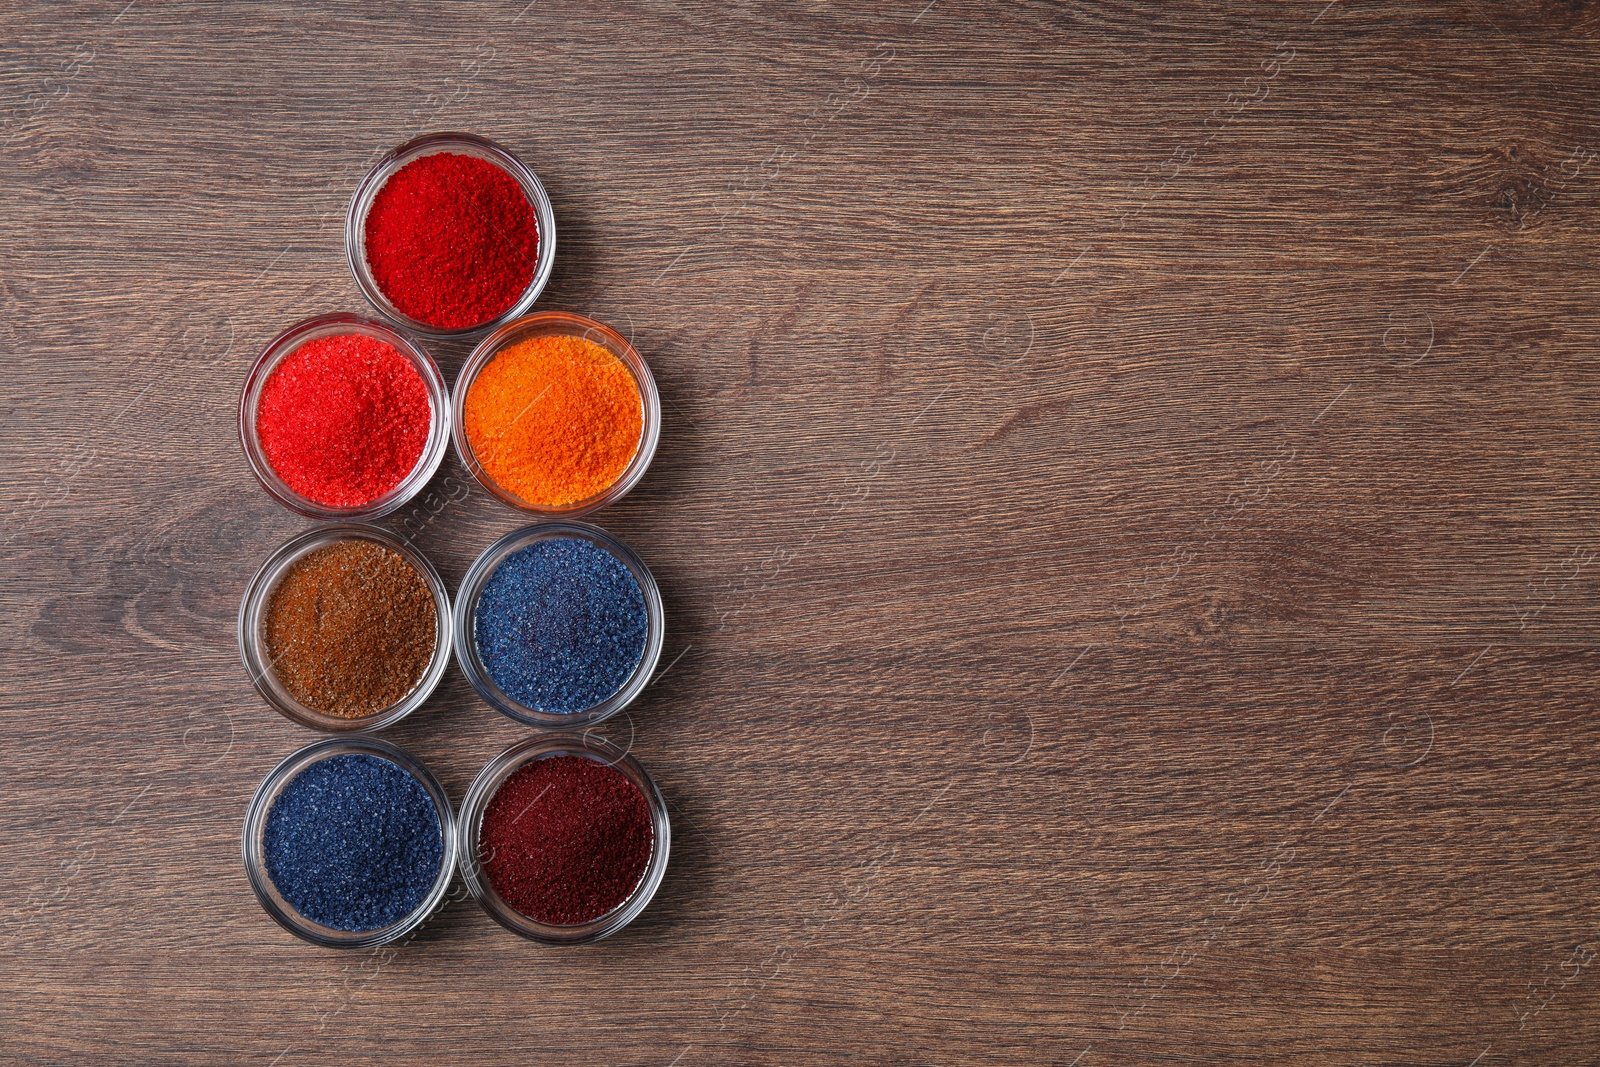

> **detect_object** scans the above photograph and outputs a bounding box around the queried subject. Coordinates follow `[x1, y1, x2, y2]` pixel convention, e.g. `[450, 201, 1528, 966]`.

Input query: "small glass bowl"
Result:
[242, 736, 459, 949]
[458, 733, 671, 945]
[239, 524, 453, 733]
[345, 131, 557, 341]
[239, 312, 450, 522]
[453, 521, 665, 730]
[452, 311, 661, 518]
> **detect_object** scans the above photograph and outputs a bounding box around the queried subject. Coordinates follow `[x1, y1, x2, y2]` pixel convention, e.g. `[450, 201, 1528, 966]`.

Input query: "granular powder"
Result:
[462, 334, 643, 508]
[264, 753, 443, 932]
[255, 333, 431, 508]
[265, 540, 436, 718]
[364, 152, 538, 331]
[473, 536, 648, 714]
[479, 754, 653, 925]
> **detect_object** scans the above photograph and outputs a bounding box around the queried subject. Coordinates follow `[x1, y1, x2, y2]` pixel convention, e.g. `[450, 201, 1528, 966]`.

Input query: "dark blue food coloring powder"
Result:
[474, 536, 648, 714]
[263, 754, 443, 932]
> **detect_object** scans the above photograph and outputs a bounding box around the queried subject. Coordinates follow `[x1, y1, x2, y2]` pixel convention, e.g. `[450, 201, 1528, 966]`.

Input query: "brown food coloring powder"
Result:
[264, 540, 436, 718]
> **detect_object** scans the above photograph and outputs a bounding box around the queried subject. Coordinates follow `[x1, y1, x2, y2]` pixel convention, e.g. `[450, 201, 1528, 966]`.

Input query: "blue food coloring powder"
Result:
[263, 754, 443, 932]
[474, 536, 648, 714]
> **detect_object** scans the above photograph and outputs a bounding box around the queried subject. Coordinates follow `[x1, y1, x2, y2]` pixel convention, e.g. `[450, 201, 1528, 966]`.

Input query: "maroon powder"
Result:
[479, 755, 653, 925]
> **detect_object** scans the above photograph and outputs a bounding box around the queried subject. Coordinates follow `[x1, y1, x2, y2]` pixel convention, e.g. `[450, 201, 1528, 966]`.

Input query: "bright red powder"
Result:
[363, 152, 539, 331]
[255, 333, 431, 508]
[480, 755, 654, 926]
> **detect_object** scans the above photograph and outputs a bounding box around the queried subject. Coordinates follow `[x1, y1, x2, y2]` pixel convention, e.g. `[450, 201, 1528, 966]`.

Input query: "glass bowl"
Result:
[345, 131, 556, 341]
[452, 310, 660, 518]
[238, 524, 453, 733]
[239, 312, 450, 522]
[457, 733, 670, 945]
[242, 736, 458, 949]
[453, 521, 665, 730]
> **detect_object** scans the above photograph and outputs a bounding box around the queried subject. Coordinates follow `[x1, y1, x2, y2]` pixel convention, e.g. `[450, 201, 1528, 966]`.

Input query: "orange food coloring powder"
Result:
[463, 334, 643, 508]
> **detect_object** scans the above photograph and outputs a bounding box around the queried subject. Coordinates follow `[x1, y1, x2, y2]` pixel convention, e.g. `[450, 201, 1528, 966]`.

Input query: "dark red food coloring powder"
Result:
[255, 333, 431, 508]
[479, 755, 654, 926]
[363, 152, 539, 331]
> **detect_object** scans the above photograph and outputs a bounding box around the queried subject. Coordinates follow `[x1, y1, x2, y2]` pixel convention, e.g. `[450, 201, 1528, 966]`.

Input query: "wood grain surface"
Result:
[4, 1, 1599, 1063]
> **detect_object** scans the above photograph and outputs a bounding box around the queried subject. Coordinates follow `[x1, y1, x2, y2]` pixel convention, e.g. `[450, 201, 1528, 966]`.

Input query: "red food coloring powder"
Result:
[479, 755, 654, 926]
[255, 333, 431, 508]
[363, 152, 539, 331]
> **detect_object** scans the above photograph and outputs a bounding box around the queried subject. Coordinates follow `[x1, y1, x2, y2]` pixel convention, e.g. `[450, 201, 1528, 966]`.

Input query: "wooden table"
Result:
[4, 1, 1598, 1063]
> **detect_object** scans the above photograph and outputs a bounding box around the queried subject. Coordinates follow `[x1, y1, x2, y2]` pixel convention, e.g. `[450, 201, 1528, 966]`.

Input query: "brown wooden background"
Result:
[3, 1, 1599, 1063]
